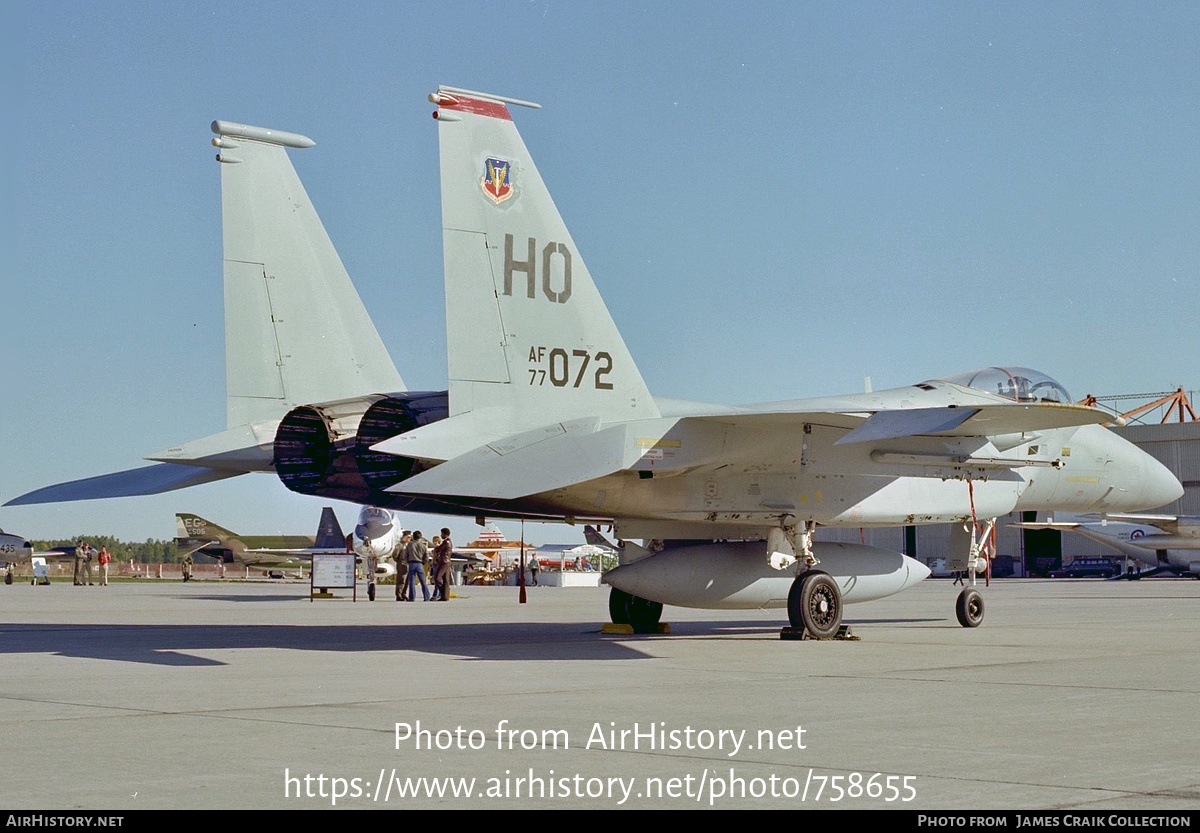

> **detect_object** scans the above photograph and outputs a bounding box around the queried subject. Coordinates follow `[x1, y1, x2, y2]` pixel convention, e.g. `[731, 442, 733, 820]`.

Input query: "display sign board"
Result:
[311, 553, 357, 600]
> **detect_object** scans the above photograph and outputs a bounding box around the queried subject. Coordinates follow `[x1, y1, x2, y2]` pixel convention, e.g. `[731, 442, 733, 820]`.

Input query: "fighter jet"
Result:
[178, 506, 403, 580]
[176, 506, 346, 577]
[8, 89, 1183, 638]
[0, 529, 35, 566]
[369, 86, 1180, 634]
[1013, 514, 1200, 578]
[0, 529, 79, 568]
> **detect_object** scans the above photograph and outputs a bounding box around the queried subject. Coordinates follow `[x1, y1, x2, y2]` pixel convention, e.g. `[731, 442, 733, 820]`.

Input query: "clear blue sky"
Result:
[5, 1, 1198, 543]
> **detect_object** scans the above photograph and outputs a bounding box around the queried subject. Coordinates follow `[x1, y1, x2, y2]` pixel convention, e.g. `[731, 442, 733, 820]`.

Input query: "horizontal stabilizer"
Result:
[5, 464, 244, 506]
[391, 418, 624, 500]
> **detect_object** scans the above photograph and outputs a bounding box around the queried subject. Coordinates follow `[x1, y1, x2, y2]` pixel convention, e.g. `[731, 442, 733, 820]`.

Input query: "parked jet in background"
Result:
[1014, 514, 1200, 578]
[8, 90, 1183, 637]
[177, 506, 403, 579]
[0, 529, 34, 565]
[177, 506, 342, 577]
[349, 506, 405, 568]
[0, 529, 80, 568]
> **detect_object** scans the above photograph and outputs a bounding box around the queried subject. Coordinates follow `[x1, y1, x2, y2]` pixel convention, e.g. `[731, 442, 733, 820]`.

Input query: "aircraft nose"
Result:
[1139, 450, 1183, 509]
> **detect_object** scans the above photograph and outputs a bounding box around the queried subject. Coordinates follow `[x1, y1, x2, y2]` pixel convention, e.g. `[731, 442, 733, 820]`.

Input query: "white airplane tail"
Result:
[431, 87, 658, 431]
[212, 121, 404, 428]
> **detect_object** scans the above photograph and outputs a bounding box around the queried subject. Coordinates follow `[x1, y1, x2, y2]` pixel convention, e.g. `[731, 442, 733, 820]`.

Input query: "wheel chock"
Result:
[779, 624, 856, 641]
[601, 623, 671, 635]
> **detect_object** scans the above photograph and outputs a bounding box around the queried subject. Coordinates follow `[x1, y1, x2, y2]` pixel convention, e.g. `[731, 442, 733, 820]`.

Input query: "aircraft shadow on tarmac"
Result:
[0, 622, 654, 666]
[0, 616, 947, 666]
[177, 594, 313, 603]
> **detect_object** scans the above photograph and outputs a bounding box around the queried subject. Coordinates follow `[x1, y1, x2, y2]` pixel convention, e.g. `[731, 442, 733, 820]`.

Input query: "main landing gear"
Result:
[777, 521, 845, 639]
[608, 587, 663, 634]
[786, 570, 844, 638]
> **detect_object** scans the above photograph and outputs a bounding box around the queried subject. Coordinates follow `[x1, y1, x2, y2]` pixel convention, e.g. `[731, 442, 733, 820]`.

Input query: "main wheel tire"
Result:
[626, 595, 664, 634]
[367, 582, 376, 602]
[787, 570, 843, 638]
[608, 587, 632, 625]
[955, 587, 985, 627]
[608, 587, 663, 633]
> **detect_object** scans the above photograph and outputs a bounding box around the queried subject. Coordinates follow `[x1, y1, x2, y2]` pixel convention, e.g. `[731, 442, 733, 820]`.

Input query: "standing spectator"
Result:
[432, 528, 453, 602]
[404, 531, 431, 602]
[97, 547, 112, 586]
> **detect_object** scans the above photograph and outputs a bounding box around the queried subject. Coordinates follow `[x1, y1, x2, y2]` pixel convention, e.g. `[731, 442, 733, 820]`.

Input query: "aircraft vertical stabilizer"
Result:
[431, 87, 659, 432]
[313, 506, 347, 549]
[212, 121, 405, 428]
[176, 513, 239, 543]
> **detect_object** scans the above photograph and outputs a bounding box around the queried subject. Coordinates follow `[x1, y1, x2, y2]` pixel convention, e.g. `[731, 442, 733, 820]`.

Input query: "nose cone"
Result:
[1139, 451, 1184, 509]
[1105, 432, 1184, 510]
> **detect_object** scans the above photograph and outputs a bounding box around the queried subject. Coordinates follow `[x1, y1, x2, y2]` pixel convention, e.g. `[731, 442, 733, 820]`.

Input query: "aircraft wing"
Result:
[5, 464, 245, 506]
[230, 548, 352, 569]
[385, 401, 1111, 502]
[1011, 521, 1159, 565]
[446, 550, 497, 564]
[834, 402, 1113, 445]
[240, 547, 353, 561]
[1088, 514, 1200, 538]
[30, 547, 83, 564]
[1010, 521, 1083, 531]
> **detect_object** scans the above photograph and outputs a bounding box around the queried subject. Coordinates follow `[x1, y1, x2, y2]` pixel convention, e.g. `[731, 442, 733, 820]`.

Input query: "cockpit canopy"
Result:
[931, 367, 1072, 404]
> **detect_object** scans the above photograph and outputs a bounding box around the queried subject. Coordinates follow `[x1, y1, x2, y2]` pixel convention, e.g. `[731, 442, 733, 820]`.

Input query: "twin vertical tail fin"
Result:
[313, 506, 348, 549]
[431, 87, 658, 433]
[212, 121, 404, 429]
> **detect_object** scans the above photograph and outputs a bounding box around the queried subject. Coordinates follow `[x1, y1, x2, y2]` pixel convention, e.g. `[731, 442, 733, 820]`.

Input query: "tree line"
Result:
[32, 536, 181, 563]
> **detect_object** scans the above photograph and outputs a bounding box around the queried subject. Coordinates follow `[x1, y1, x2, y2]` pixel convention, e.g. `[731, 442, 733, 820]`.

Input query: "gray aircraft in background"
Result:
[177, 507, 400, 579]
[1014, 514, 1200, 578]
[0, 529, 35, 566]
[9, 87, 1182, 637]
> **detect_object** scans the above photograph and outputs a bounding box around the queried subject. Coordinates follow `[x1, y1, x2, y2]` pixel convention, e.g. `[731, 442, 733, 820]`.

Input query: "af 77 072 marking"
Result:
[528, 346, 613, 389]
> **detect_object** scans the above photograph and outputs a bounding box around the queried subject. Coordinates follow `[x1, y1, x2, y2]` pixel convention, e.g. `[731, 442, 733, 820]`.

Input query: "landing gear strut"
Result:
[951, 509, 993, 628]
[608, 587, 663, 634]
[787, 570, 843, 638]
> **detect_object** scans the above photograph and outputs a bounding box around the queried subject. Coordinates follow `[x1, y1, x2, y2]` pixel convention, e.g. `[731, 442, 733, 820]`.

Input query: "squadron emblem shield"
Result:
[481, 157, 514, 204]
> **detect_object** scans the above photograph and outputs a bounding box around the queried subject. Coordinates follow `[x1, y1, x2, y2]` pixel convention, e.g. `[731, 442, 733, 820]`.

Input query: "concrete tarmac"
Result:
[1, 576, 1197, 810]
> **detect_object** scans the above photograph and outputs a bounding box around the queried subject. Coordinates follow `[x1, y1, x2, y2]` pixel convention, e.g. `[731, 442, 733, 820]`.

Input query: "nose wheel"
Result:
[787, 570, 843, 638]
